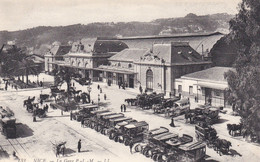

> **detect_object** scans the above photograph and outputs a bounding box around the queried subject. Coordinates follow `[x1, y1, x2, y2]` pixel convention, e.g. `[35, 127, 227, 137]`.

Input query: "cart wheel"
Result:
[195, 133, 199, 141]
[134, 144, 141, 152]
[124, 138, 130, 146]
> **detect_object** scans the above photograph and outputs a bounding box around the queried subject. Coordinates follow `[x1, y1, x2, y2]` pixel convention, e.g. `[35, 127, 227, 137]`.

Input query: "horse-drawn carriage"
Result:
[129, 93, 164, 109]
[195, 122, 232, 155]
[195, 122, 218, 147]
[186, 105, 219, 125]
[51, 141, 66, 157]
[152, 97, 180, 114]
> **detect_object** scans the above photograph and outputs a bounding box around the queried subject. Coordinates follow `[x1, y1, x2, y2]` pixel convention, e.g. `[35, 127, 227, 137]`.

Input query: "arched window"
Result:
[118, 63, 121, 67]
[128, 64, 132, 68]
[146, 69, 153, 91]
[85, 62, 88, 68]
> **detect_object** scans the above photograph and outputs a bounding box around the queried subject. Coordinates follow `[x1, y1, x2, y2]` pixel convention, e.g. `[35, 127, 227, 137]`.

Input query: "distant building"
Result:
[50, 39, 128, 81]
[29, 54, 45, 71]
[96, 42, 211, 95]
[175, 67, 233, 107]
[44, 44, 72, 73]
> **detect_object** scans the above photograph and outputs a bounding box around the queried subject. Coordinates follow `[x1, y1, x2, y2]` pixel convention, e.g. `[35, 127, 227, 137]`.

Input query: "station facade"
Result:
[44, 32, 226, 96]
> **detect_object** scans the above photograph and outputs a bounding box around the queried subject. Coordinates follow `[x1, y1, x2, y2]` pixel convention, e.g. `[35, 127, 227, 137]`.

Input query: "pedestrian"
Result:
[97, 84, 100, 90]
[232, 103, 235, 112]
[104, 94, 107, 100]
[120, 104, 123, 112]
[195, 96, 197, 102]
[70, 111, 73, 120]
[81, 118, 84, 127]
[139, 86, 143, 94]
[73, 82, 75, 87]
[45, 104, 49, 112]
[123, 104, 126, 112]
[40, 99, 43, 106]
[12, 151, 19, 160]
[40, 81, 43, 87]
[33, 116, 36, 122]
[129, 141, 134, 154]
[77, 139, 81, 152]
[15, 85, 18, 90]
[118, 84, 121, 89]
[169, 117, 175, 127]
[61, 110, 63, 116]
[100, 88, 102, 93]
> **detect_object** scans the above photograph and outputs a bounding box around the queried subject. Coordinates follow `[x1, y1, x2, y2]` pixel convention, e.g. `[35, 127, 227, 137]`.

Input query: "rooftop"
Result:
[46, 45, 72, 56]
[182, 67, 234, 82]
[109, 48, 149, 62]
[98, 32, 224, 55]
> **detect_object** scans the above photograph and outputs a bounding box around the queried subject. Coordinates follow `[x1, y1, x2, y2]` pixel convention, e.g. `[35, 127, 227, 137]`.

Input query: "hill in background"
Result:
[0, 13, 233, 55]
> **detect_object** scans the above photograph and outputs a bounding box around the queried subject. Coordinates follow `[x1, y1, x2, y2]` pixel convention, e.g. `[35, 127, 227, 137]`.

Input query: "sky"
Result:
[0, 0, 241, 31]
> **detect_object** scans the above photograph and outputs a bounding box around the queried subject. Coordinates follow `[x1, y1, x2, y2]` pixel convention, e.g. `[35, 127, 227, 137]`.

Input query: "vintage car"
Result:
[72, 104, 98, 121]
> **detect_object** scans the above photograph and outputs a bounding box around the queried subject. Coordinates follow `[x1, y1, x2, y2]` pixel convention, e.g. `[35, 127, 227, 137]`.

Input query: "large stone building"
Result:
[46, 38, 128, 81]
[96, 42, 211, 95]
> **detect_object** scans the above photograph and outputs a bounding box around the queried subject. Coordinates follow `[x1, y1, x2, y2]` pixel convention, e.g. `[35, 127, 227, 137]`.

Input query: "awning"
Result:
[94, 67, 137, 74]
[196, 82, 228, 90]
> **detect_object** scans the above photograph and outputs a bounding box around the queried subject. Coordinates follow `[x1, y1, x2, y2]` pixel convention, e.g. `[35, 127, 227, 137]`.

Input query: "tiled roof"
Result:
[109, 48, 149, 62]
[98, 32, 223, 55]
[93, 40, 128, 53]
[70, 39, 128, 54]
[150, 42, 208, 65]
[47, 45, 71, 56]
[182, 67, 234, 82]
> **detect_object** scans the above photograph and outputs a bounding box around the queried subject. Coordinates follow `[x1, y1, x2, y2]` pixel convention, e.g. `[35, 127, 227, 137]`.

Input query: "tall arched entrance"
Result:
[146, 69, 153, 91]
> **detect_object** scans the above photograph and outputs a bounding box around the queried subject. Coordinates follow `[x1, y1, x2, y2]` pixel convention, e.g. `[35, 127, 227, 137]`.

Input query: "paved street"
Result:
[0, 73, 260, 162]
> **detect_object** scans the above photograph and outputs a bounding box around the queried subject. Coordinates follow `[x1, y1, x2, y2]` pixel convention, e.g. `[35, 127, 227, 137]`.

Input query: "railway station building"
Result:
[96, 42, 211, 95]
[44, 32, 225, 96]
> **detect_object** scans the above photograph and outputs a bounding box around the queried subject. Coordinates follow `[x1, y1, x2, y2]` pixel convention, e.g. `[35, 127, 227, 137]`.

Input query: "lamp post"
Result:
[98, 94, 100, 106]
[87, 85, 92, 102]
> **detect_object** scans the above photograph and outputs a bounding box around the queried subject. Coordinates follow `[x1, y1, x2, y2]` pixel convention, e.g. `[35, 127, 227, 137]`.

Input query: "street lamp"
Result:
[87, 85, 92, 102]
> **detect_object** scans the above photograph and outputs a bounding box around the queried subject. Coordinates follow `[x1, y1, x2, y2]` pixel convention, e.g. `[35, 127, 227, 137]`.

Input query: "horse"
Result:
[213, 138, 232, 155]
[227, 123, 243, 136]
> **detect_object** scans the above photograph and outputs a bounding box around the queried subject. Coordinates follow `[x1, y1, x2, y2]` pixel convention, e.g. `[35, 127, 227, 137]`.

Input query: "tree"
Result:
[225, 0, 260, 140]
[0, 45, 25, 78]
[53, 66, 82, 102]
[0, 45, 41, 85]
